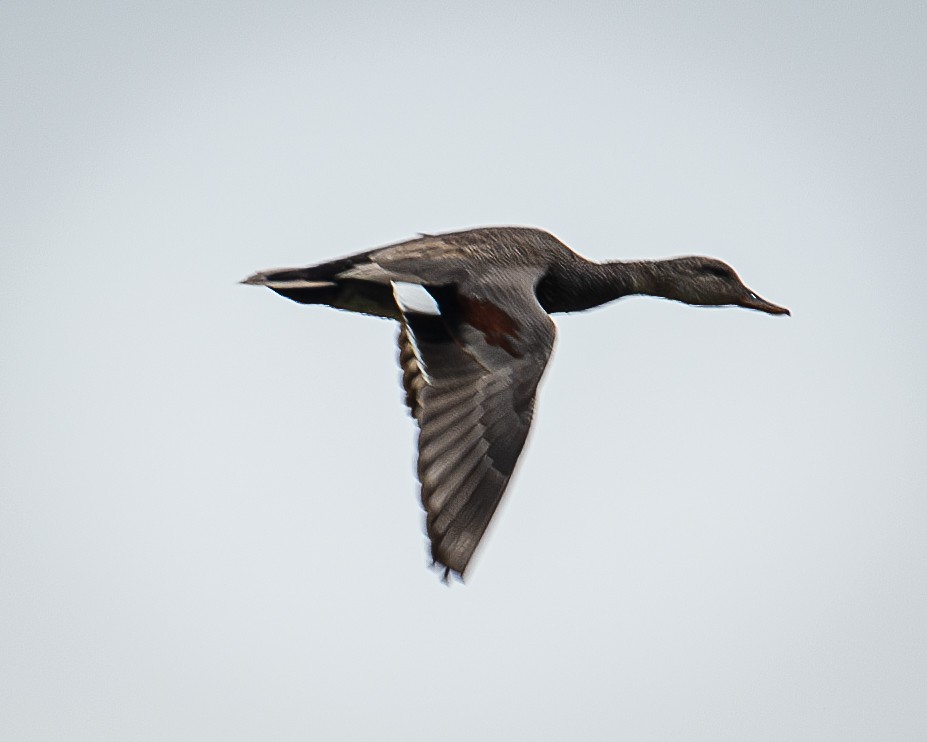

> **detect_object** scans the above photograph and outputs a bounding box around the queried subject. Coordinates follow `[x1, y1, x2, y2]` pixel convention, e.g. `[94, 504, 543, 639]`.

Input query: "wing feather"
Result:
[397, 271, 555, 578]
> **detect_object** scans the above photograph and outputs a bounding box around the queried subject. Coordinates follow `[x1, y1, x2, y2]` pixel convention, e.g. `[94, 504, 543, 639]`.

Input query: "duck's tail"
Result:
[241, 252, 400, 319]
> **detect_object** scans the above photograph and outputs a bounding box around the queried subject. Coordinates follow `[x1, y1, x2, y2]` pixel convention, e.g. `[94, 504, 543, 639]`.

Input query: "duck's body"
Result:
[243, 226, 788, 580]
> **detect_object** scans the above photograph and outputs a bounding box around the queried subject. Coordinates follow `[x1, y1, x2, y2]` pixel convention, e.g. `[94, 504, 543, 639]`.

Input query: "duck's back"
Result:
[369, 226, 579, 276]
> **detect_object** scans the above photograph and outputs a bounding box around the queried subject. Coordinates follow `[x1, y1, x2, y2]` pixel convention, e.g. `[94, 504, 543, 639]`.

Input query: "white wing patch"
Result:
[391, 281, 441, 316]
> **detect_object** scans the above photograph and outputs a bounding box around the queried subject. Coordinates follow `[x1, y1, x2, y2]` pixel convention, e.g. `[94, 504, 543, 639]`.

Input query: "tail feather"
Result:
[242, 247, 379, 284]
[241, 272, 334, 289]
[241, 255, 400, 318]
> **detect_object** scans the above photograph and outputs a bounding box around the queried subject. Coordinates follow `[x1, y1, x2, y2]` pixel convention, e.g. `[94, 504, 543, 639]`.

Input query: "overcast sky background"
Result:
[2, 1, 925, 739]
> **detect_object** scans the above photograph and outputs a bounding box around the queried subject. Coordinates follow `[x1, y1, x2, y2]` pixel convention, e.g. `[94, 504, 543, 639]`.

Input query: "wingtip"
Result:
[440, 567, 466, 586]
[430, 558, 465, 585]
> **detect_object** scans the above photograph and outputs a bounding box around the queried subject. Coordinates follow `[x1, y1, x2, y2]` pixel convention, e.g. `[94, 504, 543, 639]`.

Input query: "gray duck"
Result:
[243, 226, 789, 580]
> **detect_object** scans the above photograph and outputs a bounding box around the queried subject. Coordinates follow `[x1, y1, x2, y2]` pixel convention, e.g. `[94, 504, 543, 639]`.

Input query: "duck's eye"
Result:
[705, 265, 733, 279]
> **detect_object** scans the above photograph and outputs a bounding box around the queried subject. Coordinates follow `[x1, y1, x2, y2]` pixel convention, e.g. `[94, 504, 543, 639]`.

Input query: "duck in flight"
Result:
[243, 226, 789, 580]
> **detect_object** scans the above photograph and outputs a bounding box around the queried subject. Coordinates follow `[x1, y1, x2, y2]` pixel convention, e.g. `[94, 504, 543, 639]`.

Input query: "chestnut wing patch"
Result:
[428, 285, 525, 359]
[456, 295, 523, 358]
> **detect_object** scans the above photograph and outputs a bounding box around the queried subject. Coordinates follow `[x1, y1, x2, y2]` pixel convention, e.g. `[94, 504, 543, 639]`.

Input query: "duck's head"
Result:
[655, 257, 790, 316]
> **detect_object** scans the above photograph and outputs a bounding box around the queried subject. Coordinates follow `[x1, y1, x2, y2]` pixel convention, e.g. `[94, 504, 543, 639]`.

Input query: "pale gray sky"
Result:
[2, 1, 925, 740]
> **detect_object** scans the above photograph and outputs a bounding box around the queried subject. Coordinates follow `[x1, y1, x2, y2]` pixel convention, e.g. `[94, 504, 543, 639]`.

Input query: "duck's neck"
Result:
[539, 259, 674, 313]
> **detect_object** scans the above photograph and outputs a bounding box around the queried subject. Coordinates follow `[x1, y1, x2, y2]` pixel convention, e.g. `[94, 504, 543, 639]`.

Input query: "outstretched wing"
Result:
[397, 274, 556, 579]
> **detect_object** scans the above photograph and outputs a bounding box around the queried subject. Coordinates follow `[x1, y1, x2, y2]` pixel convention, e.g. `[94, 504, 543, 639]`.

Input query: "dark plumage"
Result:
[243, 226, 789, 580]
